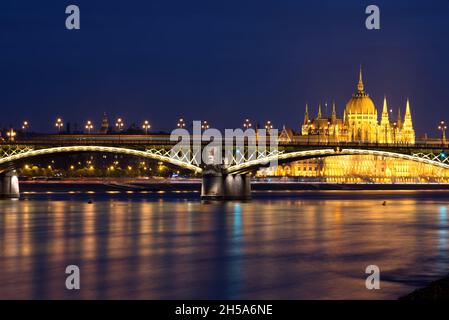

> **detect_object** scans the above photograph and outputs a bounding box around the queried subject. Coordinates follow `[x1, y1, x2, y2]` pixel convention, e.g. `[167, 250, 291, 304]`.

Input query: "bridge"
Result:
[1, 134, 449, 199]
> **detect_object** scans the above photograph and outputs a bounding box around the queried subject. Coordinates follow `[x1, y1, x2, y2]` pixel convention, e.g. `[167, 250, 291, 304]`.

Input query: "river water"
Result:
[1, 190, 449, 299]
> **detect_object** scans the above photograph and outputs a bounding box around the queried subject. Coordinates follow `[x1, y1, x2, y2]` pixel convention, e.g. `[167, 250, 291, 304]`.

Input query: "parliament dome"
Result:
[345, 68, 377, 115]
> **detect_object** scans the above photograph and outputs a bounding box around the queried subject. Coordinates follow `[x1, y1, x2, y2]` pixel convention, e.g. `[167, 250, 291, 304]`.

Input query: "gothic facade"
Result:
[301, 68, 415, 144]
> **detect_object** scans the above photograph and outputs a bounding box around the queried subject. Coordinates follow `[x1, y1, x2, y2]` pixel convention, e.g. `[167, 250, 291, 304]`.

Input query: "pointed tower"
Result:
[301, 103, 311, 135]
[317, 103, 322, 119]
[379, 96, 391, 143]
[402, 98, 415, 144]
[404, 99, 412, 125]
[331, 100, 337, 123]
[303, 103, 310, 125]
[357, 65, 364, 93]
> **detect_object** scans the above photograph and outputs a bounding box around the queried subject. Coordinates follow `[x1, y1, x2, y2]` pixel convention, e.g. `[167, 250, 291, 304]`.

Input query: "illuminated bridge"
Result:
[1, 134, 449, 199]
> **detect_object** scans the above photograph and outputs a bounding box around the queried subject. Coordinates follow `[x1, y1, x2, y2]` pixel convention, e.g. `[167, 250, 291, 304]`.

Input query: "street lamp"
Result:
[55, 118, 63, 133]
[22, 121, 29, 132]
[85, 120, 94, 134]
[115, 118, 124, 132]
[6, 128, 16, 142]
[142, 120, 151, 134]
[177, 118, 186, 128]
[201, 120, 210, 130]
[265, 120, 273, 130]
[438, 120, 447, 144]
[265, 120, 273, 135]
[243, 118, 252, 129]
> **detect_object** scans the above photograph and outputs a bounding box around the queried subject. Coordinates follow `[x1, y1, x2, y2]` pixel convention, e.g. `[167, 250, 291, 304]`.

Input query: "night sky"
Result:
[1, 0, 449, 136]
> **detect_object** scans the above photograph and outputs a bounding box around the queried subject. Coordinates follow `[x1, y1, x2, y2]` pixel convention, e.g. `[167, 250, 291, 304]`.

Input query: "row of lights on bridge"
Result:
[4, 118, 449, 142]
[8, 118, 274, 138]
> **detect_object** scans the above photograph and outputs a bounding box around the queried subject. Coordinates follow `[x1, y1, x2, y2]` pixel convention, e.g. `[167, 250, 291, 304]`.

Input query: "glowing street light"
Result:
[243, 118, 252, 129]
[6, 128, 16, 142]
[201, 120, 210, 130]
[22, 121, 29, 132]
[264, 120, 273, 132]
[85, 120, 94, 134]
[177, 118, 186, 128]
[438, 120, 447, 144]
[115, 118, 124, 132]
[142, 120, 151, 134]
[55, 118, 64, 133]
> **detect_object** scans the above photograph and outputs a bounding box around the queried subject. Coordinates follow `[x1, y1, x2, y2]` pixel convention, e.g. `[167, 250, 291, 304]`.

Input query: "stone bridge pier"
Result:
[0, 170, 20, 199]
[201, 165, 251, 201]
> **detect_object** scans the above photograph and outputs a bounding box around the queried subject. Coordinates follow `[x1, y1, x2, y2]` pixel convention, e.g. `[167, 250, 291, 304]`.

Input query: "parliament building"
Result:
[300, 67, 415, 144]
[258, 68, 449, 182]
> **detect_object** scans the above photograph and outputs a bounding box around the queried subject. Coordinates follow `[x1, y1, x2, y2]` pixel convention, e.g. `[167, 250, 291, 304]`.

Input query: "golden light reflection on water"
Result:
[1, 192, 449, 299]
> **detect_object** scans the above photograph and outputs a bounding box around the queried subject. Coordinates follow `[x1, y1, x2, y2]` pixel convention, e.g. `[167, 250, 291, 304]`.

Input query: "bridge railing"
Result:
[1, 134, 447, 150]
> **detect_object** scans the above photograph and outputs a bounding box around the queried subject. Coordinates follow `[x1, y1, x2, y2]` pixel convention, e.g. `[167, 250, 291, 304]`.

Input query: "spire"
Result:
[331, 100, 337, 122]
[403, 98, 413, 129]
[401, 98, 415, 143]
[303, 103, 310, 125]
[357, 65, 364, 92]
[382, 95, 388, 114]
[317, 103, 322, 119]
[405, 98, 411, 116]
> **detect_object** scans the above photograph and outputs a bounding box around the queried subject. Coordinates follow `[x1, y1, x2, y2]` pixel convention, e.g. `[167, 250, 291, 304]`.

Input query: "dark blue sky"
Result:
[1, 0, 449, 135]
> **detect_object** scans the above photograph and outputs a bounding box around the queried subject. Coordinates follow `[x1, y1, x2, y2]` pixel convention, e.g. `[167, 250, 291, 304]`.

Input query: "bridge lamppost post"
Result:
[142, 120, 151, 134]
[177, 118, 186, 129]
[201, 120, 210, 130]
[265, 120, 273, 135]
[22, 121, 29, 135]
[85, 120, 93, 134]
[6, 128, 16, 142]
[55, 118, 63, 134]
[116, 118, 124, 142]
[438, 120, 447, 146]
[243, 118, 252, 130]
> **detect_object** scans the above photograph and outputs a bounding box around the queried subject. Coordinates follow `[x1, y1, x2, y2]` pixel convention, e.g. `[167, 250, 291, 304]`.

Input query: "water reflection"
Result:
[1, 191, 449, 299]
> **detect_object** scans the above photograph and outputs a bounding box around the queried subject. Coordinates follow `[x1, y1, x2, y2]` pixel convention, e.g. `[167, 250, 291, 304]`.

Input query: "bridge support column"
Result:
[0, 170, 20, 199]
[201, 166, 251, 201]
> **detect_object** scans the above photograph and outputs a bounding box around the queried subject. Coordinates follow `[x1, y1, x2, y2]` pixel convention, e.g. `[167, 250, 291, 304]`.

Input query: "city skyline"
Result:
[1, 1, 449, 134]
[0, 67, 437, 139]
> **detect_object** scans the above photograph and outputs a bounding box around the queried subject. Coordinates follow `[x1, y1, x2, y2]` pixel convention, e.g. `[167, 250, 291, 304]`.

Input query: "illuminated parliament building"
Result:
[300, 67, 415, 144]
[261, 68, 449, 183]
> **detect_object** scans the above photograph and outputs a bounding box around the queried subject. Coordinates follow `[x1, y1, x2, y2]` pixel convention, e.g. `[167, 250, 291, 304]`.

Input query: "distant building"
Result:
[279, 126, 295, 143]
[258, 67, 420, 181]
[300, 67, 415, 144]
[99, 112, 109, 134]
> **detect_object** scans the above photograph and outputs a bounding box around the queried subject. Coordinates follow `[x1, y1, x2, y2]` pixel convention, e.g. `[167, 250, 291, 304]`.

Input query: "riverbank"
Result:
[400, 275, 449, 300]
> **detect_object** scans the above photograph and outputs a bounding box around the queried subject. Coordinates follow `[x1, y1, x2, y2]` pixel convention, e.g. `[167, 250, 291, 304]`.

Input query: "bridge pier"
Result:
[0, 170, 20, 199]
[201, 166, 251, 201]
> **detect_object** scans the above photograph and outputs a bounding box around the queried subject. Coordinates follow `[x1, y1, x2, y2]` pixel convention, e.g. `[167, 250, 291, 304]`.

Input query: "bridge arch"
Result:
[0, 146, 203, 174]
[225, 148, 449, 174]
